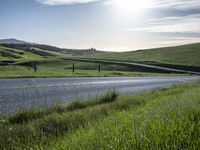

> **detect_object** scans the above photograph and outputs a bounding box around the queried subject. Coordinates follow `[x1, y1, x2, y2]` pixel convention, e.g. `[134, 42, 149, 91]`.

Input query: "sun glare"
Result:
[112, 0, 151, 12]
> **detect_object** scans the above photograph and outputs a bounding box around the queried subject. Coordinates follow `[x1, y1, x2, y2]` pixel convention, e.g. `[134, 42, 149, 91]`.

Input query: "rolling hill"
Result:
[0, 38, 106, 58]
[3, 39, 199, 68]
[1, 39, 200, 77]
[90, 43, 200, 67]
[0, 46, 43, 62]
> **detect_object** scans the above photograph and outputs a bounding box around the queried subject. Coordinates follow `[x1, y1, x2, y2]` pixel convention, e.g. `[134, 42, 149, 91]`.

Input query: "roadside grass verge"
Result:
[0, 82, 200, 149]
[55, 83, 200, 150]
[8, 91, 118, 124]
[0, 91, 120, 149]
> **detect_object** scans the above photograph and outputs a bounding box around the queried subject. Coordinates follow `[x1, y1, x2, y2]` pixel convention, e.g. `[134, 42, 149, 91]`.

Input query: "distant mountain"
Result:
[0, 38, 30, 44]
[0, 39, 106, 56]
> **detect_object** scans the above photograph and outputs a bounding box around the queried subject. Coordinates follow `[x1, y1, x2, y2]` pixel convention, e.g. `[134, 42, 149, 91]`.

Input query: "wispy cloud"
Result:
[127, 13, 200, 30]
[36, 0, 100, 6]
[34, 0, 200, 49]
[36, 0, 200, 10]
[124, 0, 200, 41]
[153, 0, 200, 10]
[125, 15, 200, 48]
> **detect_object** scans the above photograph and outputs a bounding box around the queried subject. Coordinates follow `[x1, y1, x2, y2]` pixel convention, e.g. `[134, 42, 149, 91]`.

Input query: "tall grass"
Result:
[0, 91, 119, 149]
[0, 82, 200, 149]
[7, 91, 118, 124]
[55, 83, 200, 150]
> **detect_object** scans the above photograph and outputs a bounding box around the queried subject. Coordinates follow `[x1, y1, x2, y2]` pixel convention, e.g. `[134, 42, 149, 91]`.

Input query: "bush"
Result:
[67, 100, 87, 111]
[98, 91, 118, 104]
[8, 109, 44, 124]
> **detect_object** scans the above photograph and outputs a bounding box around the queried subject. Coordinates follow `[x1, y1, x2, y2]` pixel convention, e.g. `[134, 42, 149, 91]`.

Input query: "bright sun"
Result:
[112, 0, 150, 11]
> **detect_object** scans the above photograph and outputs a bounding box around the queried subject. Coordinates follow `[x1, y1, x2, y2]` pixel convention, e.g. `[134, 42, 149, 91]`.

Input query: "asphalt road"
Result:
[0, 76, 199, 114]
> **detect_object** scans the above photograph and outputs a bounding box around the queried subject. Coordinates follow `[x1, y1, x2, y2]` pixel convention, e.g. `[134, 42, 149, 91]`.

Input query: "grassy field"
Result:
[0, 57, 181, 78]
[0, 46, 43, 61]
[0, 65, 178, 78]
[89, 43, 200, 67]
[0, 82, 200, 149]
[1, 43, 200, 77]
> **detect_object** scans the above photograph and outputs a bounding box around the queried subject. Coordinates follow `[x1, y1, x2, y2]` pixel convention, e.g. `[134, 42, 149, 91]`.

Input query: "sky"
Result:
[0, 0, 200, 51]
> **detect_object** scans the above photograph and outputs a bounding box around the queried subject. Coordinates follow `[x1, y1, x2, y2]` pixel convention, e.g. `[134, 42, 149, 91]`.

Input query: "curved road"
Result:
[0, 76, 199, 114]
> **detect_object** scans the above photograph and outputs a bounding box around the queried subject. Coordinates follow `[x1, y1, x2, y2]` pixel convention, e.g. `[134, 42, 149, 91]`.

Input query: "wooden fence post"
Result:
[72, 63, 75, 73]
[33, 61, 37, 73]
[98, 64, 101, 73]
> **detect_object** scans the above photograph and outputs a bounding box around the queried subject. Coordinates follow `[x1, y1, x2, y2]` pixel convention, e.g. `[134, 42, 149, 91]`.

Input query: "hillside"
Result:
[1, 41, 199, 77]
[91, 43, 200, 67]
[0, 46, 43, 62]
[0, 43, 105, 57]
[1, 44, 159, 78]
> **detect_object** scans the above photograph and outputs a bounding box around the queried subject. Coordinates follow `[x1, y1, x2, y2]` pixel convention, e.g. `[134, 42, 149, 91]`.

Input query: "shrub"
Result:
[98, 91, 118, 104]
[8, 109, 44, 124]
[67, 100, 87, 111]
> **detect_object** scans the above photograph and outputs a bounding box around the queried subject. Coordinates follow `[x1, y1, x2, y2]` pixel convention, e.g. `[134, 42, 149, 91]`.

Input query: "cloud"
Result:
[125, 13, 200, 41]
[153, 0, 200, 10]
[35, 0, 200, 47]
[36, 0, 100, 6]
[149, 14, 200, 32]
[36, 0, 200, 12]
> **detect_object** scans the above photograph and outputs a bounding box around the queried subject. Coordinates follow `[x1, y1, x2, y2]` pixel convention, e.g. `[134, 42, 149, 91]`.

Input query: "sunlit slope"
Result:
[0, 45, 72, 62]
[0, 46, 43, 61]
[91, 43, 200, 66]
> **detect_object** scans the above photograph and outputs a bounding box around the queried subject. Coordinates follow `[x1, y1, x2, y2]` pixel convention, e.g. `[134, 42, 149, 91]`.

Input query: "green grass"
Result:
[1, 44, 171, 78]
[0, 65, 182, 78]
[0, 59, 181, 78]
[1, 43, 198, 78]
[0, 46, 43, 61]
[8, 91, 118, 124]
[90, 43, 200, 67]
[0, 82, 200, 149]
[0, 45, 72, 62]
[55, 82, 200, 150]
[0, 91, 119, 149]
